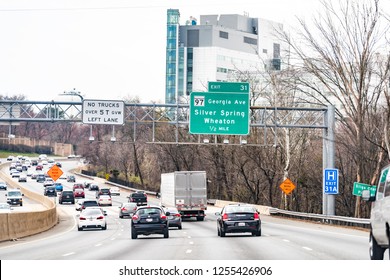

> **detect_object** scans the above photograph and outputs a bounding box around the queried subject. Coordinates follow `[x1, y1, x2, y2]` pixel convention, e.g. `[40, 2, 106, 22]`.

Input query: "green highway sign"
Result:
[208, 81, 250, 93]
[189, 91, 250, 135]
[352, 182, 377, 197]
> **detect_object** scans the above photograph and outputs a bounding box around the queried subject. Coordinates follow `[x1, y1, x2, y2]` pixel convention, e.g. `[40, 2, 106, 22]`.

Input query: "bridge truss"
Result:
[0, 100, 329, 145]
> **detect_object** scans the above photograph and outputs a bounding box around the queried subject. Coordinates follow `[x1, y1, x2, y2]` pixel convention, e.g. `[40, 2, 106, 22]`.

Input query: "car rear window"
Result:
[132, 193, 145, 197]
[225, 206, 255, 213]
[137, 208, 162, 215]
[84, 201, 98, 206]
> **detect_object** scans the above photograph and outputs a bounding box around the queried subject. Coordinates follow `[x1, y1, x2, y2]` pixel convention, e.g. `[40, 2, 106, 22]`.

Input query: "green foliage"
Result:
[0, 150, 40, 158]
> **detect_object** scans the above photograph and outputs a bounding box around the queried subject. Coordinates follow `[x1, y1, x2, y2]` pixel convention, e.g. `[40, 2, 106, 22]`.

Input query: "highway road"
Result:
[0, 159, 385, 260]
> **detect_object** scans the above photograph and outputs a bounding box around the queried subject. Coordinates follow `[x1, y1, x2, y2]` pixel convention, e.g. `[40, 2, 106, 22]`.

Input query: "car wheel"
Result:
[119, 215, 123, 219]
[369, 231, 385, 260]
[163, 228, 169, 238]
[131, 229, 137, 239]
[78, 227, 82, 231]
[178, 225, 182, 230]
[20, 203, 23, 207]
[102, 224, 107, 230]
[220, 229, 225, 237]
[253, 229, 261, 236]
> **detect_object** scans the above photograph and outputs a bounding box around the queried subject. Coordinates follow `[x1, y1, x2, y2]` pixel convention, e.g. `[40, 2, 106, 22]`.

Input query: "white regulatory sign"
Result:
[82, 99, 125, 125]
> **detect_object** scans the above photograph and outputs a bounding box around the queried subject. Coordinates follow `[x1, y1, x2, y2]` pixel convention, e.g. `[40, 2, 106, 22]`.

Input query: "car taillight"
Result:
[254, 212, 260, 220]
[97, 216, 104, 220]
[222, 213, 229, 221]
[121, 207, 127, 211]
[132, 215, 139, 221]
[80, 217, 86, 220]
[160, 214, 167, 220]
[174, 213, 181, 217]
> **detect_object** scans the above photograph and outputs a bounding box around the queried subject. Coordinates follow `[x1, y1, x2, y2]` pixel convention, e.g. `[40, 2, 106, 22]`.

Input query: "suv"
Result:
[128, 191, 147, 206]
[131, 206, 170, 239]
[59, 190, 75, 204]
[5, 189, 24, 206]
[363, 164, 390, 260]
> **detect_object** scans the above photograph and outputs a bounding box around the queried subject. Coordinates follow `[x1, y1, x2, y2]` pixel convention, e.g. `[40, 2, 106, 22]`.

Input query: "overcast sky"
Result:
[0, 0, 355, 103]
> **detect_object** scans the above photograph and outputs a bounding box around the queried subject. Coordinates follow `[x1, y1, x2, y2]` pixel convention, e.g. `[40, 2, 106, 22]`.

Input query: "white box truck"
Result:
[160, 171, 207, 221]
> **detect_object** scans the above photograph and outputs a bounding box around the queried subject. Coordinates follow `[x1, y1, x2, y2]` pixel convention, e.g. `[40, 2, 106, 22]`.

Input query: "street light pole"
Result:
[60, 88, 84, 101]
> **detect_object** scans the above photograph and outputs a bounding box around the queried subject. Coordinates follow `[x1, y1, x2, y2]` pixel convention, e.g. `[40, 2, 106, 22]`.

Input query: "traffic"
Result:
[0, 155, 386, 260]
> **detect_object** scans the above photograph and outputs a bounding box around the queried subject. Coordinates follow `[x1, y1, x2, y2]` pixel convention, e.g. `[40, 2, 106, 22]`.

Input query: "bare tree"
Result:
[277, 0, 390, 217]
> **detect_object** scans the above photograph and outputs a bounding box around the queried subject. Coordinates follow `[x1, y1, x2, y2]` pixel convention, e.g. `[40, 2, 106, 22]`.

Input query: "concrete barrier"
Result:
[0, 163, 58, 242]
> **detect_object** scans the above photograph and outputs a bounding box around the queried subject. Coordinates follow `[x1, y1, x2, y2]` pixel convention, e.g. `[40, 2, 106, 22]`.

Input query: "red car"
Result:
[73, 184, 84, 191]
[35, 165, 43, 171]
[73, 188, 85, 198]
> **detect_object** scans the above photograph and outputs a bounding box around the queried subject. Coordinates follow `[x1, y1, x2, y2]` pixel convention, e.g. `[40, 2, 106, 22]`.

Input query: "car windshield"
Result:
[8, 191, 21, 197]
[224, 206, 255, 213]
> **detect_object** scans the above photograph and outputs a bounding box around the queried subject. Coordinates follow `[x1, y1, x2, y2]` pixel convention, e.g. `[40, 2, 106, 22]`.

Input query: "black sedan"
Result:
[215, 204, 261, 237]
[131, 206, 170, 239]
[44, 186, 57, 197]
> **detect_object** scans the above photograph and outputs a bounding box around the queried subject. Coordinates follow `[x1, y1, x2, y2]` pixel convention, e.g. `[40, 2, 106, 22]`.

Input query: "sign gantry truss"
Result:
[0, 100, 329, 145]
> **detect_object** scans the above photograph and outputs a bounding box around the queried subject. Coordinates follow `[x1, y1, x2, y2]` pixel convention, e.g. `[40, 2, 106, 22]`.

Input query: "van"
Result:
[362, 164, 390, 260]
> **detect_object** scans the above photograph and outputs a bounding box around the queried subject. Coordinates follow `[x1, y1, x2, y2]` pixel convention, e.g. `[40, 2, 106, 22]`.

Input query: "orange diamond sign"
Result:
[47, 165, 63, 181]
[279, 178, 296, 195]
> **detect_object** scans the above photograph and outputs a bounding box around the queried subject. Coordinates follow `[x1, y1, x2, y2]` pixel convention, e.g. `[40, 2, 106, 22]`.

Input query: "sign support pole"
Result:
[323, 105, 336, 216]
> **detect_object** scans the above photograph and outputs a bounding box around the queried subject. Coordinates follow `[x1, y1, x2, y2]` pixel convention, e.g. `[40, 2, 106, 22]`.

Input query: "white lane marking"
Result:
[95, 243, 102, 247]
[283, 239, 290, 242]
[62, 252, 75, 257]
[302, 246, 313, 251]
[186, 249, 192, 254]
[187, 236, 192, 239]
[111, 238, 116, 241]
[189, 241, 194, 245]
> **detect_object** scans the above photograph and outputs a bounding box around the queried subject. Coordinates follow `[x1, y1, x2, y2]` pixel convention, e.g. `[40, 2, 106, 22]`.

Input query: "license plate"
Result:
[146, 218, 153, 222]
[238, 222, 245, 226]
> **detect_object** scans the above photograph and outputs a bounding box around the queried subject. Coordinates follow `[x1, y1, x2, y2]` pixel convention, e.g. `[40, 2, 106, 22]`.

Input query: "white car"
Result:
[0, 203, 11, 213]
[43, 178, 54, 187]
[110, 187, 120, 196]
[97, 195, 112, 206]
[77, 207, 107, 231]
[18, 174, 27, 182]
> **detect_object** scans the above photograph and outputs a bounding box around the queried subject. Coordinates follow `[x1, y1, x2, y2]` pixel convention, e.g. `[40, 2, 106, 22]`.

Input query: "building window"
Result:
[244, 36, 257, 45]
[273, 43, 280, 58]
[262, 49, 267, 54]
[219, 31, 229, 39]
